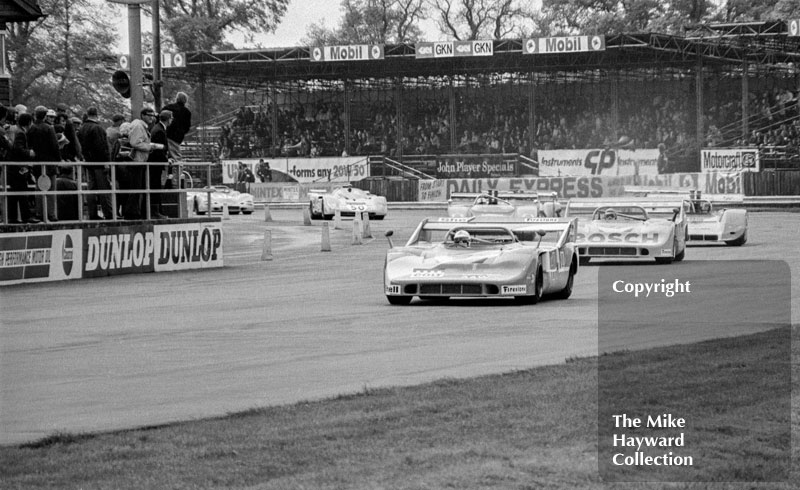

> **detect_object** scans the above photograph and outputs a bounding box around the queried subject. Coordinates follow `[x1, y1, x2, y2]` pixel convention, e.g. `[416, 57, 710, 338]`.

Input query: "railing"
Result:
[1, 161, 216, 226]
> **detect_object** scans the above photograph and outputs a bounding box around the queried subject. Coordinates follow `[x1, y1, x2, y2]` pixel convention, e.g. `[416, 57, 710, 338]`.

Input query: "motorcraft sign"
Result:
[310, 44, 384, 62]
[539, 149, 659, 176]
[700, 149, 759, 172]
[524, 35, 605, 54]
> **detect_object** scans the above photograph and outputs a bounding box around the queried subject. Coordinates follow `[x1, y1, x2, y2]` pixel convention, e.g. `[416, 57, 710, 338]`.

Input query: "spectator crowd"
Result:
[1, 92, 192, 224]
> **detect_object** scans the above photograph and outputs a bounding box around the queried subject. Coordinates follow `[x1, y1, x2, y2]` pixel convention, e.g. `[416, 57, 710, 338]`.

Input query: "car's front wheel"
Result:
[516, 267, 543, 305]
[553, 261, 576, 300]
[386, 296, 412, 305]
[725, 230, 747, 246]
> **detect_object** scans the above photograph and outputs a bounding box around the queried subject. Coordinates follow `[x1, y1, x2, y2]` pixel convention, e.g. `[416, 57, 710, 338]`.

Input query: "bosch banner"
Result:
[538, 149, 660, 177]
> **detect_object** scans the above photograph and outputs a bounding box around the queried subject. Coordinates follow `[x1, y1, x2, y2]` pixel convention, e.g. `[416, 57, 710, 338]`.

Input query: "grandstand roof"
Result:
[167, 22, 800, 89]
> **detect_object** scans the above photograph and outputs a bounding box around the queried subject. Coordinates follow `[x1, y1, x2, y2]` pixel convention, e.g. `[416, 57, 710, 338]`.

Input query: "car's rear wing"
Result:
[449, 191, 555, 201]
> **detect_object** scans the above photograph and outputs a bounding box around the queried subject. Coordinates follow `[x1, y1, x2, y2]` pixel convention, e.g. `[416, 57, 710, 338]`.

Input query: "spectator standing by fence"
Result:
[8, 113, 40, 223]
[27, 106, 62, 221]
[126, 107, 157, 219]
[163, 92, 191, 161]
[78, 107, 113, 220]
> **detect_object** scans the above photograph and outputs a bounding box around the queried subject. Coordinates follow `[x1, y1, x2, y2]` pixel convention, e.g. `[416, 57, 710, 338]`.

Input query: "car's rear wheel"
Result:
[516, 267, 543, 305]
[387, 295, 412, 305]
[726, 230, 747, 246]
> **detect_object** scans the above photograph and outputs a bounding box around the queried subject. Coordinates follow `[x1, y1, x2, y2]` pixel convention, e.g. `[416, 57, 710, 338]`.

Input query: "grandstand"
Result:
[165, 21, 800, 176]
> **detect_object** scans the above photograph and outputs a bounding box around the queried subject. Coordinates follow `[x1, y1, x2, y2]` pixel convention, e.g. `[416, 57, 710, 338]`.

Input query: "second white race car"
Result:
[447, 191, 563, 219]
[187, 185, 255, 215]
[309, 185, 388, 220]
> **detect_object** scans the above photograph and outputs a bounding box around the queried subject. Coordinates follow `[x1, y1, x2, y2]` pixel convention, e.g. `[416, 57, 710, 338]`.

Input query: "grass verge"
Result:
[1, 327, 796, 490]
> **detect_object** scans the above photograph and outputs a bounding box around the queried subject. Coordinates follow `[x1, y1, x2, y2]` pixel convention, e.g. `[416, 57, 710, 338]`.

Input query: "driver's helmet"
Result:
[603, 209, 617, 220]
[453, 229, 471, 245]
[700, 202, 711, 213]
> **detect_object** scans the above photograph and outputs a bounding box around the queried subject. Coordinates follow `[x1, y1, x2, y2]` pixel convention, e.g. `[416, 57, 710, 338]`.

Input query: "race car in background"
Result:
[309, 185, 388, 220]
[187, 185, 255, 215]
[624, 187, 747, 246]
[383, 216, 579, 305]
[564, 197, 688, 264]
[447, 191, 563, 219]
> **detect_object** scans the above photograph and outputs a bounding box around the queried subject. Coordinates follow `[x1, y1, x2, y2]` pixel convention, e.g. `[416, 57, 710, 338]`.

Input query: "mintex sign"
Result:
[700, 149, 760, 172]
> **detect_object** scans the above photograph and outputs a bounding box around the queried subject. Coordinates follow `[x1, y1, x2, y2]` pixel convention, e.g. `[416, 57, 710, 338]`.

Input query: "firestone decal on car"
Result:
[501, 285, 527, 294]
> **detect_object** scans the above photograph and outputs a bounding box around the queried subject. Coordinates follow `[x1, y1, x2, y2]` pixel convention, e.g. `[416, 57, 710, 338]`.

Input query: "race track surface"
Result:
[1, 209, 798, 445]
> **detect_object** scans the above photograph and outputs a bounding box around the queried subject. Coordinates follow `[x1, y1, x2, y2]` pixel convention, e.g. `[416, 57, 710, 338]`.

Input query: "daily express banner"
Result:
[0, 230, 83, 284]
[700, 148, 760, 173]
[222, 157, 370, 185]
[418, 172, 743, 202]
[539, 149, 660, 177]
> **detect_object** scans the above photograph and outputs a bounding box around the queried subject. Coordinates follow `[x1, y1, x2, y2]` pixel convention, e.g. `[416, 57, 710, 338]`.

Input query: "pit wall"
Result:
[0, 220, 223, 286]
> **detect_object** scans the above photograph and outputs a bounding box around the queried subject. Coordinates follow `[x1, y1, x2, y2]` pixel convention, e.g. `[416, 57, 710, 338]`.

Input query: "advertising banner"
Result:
[222, 157, 370, 184]
[430, 154, 518, 178]
[419, 172, 743, 202]
[700, 148, 760, 173]
[523, 35, 605, 54]
[153, 222, 223, 272]
[0, 230, 83, 285]
[247, 183, 336, 203]
[83, 224, 156, 278]
[415, 40, 493, 58]
[310, 44, 384, 62]
[539, 149, 660, 177]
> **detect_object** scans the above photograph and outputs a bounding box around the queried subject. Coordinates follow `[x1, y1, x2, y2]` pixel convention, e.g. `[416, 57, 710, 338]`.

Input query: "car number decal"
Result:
[411, 269, 444, 278]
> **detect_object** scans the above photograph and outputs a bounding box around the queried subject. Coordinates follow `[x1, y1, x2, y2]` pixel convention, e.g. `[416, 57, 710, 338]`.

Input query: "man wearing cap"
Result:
[148, 109, 173, 219]
[27, 106, 62, 221]
[78, 107, 114, 220]
[56, 103, 83, 161]
[5, 104, 27, 147]
[8, 113, 40, 223]
[162, 92, 191, 161]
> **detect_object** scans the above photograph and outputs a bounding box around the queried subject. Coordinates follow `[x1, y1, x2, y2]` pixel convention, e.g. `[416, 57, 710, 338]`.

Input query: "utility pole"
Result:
[106, 0, 149, 117]
[152, 0, 162, 110]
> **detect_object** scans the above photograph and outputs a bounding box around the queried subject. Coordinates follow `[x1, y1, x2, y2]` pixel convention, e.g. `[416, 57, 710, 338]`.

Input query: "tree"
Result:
[426, 0, 532, 40]
[5, 0, 128, 117]
[303, 0, 426, 45]
[159, 0, 290, 52]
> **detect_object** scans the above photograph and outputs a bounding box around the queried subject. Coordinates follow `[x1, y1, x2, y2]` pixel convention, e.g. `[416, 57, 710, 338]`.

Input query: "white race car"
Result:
[309, 185, 388, 220]
[564, 198, 689, 265]
[447, 191, 563, 219]
[187, 185, 255, 215]
[383, 216, 579, 305]
[623, 187, 747, 246]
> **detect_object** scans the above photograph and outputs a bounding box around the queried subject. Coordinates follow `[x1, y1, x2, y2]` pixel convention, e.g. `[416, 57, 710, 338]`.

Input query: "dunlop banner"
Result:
[419, 172, 743, 202]
[83, 225, 156, 277]
[0, 230, 83, 285]
[539, 148, 660, 176]
[222, 157, 370, 184]
[154, 222, 223, 271]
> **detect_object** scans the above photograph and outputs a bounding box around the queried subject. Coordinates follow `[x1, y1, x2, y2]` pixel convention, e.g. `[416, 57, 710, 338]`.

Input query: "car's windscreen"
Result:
[413, 227, 560, 246]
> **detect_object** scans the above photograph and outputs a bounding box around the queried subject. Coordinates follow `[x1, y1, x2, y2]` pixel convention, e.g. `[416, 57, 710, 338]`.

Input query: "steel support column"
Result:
[741, 60, 749, 139]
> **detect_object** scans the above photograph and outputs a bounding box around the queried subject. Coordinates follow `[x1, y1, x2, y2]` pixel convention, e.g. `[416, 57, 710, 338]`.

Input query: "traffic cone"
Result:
[222, 203, 231, 220]
[264, 203, 272, 222]
[351, 213, 362, 245]
[321, 222, 331, 252]
[261, 229, 273, 261]
[303, 207, 312, 226]
[333, 208, 342, 229]
[362, 211, 372, 238]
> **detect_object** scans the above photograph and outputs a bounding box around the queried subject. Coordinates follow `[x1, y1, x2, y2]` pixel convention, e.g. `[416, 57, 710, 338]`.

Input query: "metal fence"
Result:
[1, 161, 216, 226]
